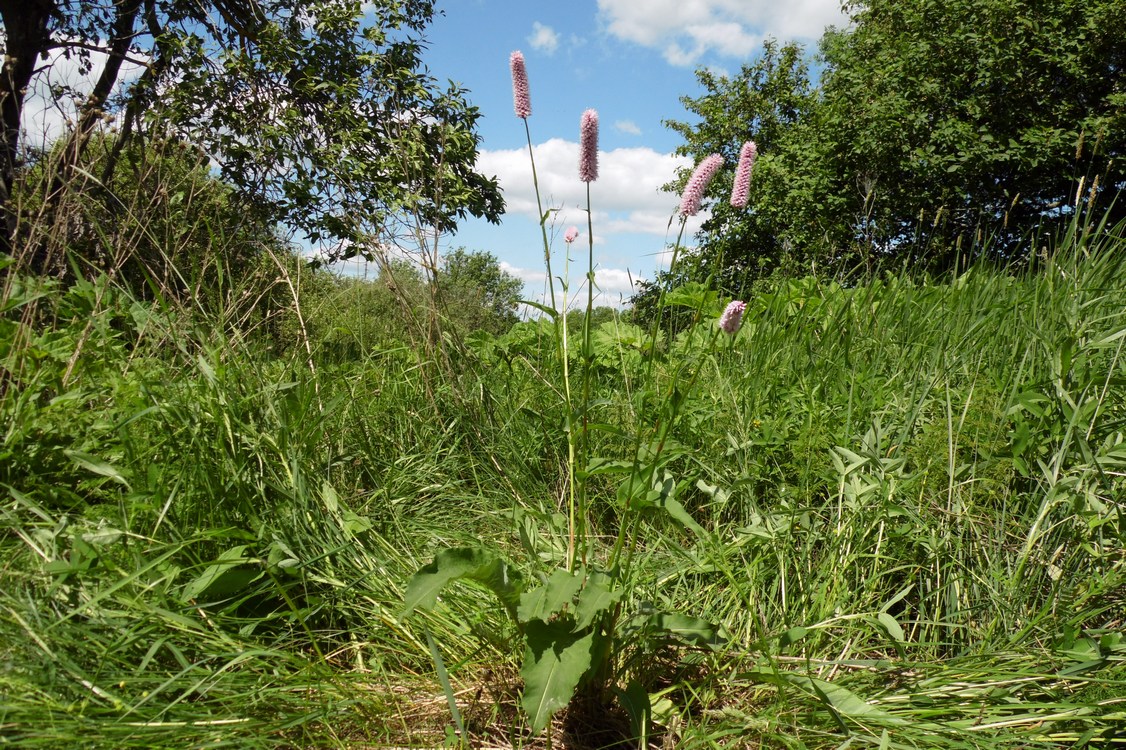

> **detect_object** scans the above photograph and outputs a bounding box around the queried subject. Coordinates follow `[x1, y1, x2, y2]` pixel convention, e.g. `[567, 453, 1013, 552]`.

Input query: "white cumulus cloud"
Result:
[476, 140, 714, 309]
[476, 138, 708, 239]
[597, 0, 848, 65]
[528, 22, 560, 55]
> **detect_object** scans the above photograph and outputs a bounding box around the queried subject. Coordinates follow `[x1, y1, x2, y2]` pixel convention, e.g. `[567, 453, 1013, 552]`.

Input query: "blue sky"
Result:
[408, 0, 848, 307]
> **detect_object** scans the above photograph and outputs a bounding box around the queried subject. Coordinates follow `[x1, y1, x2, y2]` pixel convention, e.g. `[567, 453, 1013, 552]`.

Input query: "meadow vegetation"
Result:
[2, 198, 1124, 747]
[2, 0, 1126, 747]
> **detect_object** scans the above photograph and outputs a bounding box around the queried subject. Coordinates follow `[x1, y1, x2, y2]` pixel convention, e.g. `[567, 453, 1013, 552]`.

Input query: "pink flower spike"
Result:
[579, 109, 599, 183]
[719, 300, 747, 335]
[730, 141, 757, 208]
[564, 226, 579, 244]
[510, 51, 531, 119]
[680, 154, 724, 217]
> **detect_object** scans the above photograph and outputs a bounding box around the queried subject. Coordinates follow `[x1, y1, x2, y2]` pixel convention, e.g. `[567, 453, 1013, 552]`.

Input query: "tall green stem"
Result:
[575, 182, 597, 568]
[608, 217, 689, 572]
[524, 119, 556, 312]
[560, 243, 577, 570]
[522, 116, 576, 569]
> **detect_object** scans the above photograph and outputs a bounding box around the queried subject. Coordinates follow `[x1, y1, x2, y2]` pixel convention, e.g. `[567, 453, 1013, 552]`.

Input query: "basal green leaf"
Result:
[182, 545, 258, 602]
[643, 611, 725, 648]
[64, 450, 130, 487]
[743, 670, 908, 727]
[780, 626, 809, 648]
[401, 547, 523, 621]
[613, 679, 651, 744]
[649, 473, 709, 540]
[573, 571, 621, 630]
[522, 620, 596, 733]
[518, 568, 583, 623]
[877, 612, 906, 644]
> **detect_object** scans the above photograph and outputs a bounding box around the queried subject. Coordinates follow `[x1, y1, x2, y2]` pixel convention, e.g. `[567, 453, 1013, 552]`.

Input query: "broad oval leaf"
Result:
[522, 620, 597, 734]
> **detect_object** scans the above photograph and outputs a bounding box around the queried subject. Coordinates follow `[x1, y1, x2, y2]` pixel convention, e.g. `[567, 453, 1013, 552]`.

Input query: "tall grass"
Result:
[2, 206, 1124, 747]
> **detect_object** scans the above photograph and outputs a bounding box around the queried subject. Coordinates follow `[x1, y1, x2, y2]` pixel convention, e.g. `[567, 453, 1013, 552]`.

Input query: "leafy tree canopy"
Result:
[440, 248, 523, 335]
[0, 0, 504, 271]
[647, 0, 1125, 310]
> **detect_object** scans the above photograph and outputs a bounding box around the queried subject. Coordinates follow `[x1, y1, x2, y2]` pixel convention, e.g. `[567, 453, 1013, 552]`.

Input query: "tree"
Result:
[0, 0, 55, 255]
[661, 40, 821, 292]
[818, 0, 1125, 261]
[565, 306, 617, 333]
[16, 130, 287, 308]
[439, 248, 522, 335]
[653, 0, 1126, 303]
[0, 0, 504, 274]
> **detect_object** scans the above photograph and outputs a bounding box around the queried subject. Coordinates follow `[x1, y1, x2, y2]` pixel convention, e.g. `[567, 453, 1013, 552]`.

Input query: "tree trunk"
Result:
[0, 0, 57, 261]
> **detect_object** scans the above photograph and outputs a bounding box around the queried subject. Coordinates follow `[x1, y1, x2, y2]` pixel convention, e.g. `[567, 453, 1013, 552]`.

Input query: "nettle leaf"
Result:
[401, 547, 523, 621]
[522, 619, 597, 734]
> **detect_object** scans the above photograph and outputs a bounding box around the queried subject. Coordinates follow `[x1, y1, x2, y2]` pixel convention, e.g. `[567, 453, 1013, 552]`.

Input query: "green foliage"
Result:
[4, 0, 503, 270]
[439, 248, 523, 335]
[301, 250, 523, 359]
[658, 0, 1126, 299]
[661, 40, 820, 289]
[16, 131, 289, 314]
[154, 0, 504, 253]
[301, 260, 425, 357]
[564, 305, 618, 334]
[818, 0, 1125, 255]
[3, 213, 1126, 746]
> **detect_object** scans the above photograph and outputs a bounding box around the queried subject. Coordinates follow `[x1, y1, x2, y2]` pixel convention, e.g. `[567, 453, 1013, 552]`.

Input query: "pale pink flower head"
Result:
[579, 109, 599, 182]
[510, 51, 531, 118]
[730, 141, 757, 208]
[564, 226, 579, 244]
[718, 300, 747, 335]
[680, 154, 724, 217]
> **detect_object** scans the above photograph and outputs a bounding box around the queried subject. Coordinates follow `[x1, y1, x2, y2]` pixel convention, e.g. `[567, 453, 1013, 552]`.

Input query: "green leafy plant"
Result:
[400, 53, 758, 742]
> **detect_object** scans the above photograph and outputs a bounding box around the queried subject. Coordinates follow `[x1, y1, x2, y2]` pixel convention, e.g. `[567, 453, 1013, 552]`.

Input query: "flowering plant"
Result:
[403, 50, 757, 743]
[719, 299, 747, 334]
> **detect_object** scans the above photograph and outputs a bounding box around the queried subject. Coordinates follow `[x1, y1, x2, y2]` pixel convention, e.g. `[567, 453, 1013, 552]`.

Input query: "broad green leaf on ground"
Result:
[780, 626, 809, 648]
[573, 571, 621, 630]
[613, 679, 652, 744]
[64, 449, 131, 487]
[642, 611, 725, 648]
[522, 619, 597, 734]
[742, 670, 909, 727]
[877, 612, 906, 645]
[181, 545, 262, 603]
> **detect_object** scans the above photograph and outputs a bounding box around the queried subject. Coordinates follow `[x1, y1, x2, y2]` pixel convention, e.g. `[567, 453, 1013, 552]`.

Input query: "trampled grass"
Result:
[2, 217, 1125, 747]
